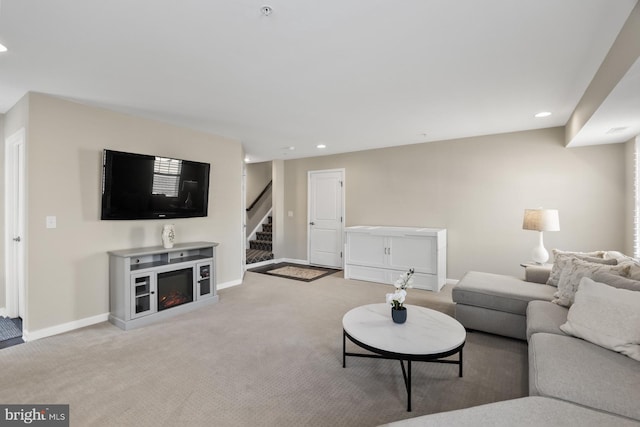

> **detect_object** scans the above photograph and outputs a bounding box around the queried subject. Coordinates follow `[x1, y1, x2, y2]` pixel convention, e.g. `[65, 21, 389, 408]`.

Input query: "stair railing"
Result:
[246, 180, 272, 212]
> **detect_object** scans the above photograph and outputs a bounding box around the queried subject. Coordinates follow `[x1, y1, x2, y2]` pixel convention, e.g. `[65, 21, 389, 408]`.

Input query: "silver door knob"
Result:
[12, 237, 21, 242]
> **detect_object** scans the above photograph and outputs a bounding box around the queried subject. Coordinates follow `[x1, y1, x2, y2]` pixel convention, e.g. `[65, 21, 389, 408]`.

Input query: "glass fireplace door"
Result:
[157, 267, 194, 311]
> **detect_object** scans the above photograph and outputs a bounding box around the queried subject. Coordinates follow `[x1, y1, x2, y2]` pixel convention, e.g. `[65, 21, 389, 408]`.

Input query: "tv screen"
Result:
[101, 149, 210, 220]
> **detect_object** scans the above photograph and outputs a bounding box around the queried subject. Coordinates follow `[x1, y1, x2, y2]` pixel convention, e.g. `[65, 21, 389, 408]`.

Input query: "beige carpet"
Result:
[0, 271, 528, 426]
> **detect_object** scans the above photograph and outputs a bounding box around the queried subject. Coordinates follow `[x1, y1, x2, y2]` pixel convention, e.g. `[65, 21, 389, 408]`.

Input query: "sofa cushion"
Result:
[380, 397, 640, 427]
[552, 257, 630, 307]
[452, 271, 555, 316]
[529, 333, 640, 421]
[592, 271, 640, 291]
[455, 304, 528, 340]
[560, 277, 640, 361]
[524, 265, 552, 284]
[525, 300, 568, 341]
[546, 250, 607, 287]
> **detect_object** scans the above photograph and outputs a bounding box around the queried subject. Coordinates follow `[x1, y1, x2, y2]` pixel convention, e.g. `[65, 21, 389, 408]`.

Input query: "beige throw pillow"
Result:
[621, 260, 640, 281]
[560, 277, 640, 362]
[552, 258, 630, 307]
[603, 251, 640, 279]
[546, 250, 611, 287]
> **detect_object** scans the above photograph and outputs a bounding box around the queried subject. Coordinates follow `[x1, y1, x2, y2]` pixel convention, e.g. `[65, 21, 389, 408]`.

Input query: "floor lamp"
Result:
[522, 208, 560, 264]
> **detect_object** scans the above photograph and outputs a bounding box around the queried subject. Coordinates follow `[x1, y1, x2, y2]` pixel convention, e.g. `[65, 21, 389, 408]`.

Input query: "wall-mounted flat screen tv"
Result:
[101, 149, 210, 220]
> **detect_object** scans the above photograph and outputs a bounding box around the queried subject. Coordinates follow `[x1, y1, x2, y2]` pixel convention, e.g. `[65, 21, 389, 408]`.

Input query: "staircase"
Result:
[246, 216, 273, 264]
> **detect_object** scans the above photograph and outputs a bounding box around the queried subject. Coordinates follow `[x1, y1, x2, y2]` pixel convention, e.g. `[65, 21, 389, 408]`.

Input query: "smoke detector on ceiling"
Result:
[260, 5, 273, 16]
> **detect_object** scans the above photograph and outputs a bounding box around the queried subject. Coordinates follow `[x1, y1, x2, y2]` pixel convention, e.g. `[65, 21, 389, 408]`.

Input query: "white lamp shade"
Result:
[522, 209, 560, 232]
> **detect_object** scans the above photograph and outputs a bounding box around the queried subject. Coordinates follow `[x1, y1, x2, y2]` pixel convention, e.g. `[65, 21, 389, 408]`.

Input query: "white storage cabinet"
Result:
[344, 226, 446, 291]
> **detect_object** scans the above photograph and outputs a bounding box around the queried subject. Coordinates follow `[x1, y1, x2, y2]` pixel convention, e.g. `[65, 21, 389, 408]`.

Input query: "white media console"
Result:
[108, 241, 219, 330]
[344, 226, 447, 291]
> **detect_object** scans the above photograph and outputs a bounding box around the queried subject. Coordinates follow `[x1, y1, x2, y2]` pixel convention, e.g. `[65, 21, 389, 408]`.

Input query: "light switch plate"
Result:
[46, 216, 57, 229]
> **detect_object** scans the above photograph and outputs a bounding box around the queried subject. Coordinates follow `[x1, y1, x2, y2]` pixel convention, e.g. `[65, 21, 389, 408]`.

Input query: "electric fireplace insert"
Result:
[157, 268, 194, 311]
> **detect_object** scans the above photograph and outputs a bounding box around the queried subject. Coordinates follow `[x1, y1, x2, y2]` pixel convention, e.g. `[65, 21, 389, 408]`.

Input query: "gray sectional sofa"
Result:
[451, 266, 554, 340]
[381, 251, 640, 426]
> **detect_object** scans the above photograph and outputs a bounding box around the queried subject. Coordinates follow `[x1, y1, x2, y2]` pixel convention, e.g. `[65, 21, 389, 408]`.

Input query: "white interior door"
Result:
[5, 129, 26, 319]
[308, 169, 344, 268]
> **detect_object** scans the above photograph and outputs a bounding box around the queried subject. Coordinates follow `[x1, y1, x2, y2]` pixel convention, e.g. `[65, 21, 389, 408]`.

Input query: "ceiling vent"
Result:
[605, 126, 628, 134]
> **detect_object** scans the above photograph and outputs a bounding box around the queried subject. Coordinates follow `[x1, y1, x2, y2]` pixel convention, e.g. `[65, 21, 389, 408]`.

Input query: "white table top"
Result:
[342, 304, 466, 356]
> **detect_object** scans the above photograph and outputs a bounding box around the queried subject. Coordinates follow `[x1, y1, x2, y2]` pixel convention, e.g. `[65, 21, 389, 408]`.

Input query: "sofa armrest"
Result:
[525, 265, 552, 284]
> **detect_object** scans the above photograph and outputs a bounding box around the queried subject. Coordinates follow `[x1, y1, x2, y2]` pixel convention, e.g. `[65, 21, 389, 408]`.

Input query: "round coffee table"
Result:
[342, 303, 466, 412]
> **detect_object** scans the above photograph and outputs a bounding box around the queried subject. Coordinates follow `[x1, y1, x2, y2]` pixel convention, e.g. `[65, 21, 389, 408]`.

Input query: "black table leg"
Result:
[399, 359, 412, 412]
[342, 330, 346, 368]
[407, 360, 412, 412]
[459, 347, 463, 377]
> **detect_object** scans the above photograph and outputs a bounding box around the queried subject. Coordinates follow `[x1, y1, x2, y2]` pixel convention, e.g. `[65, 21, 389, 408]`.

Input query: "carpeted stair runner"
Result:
[246, 216, 274, 264]
[0, 317, 22, 341]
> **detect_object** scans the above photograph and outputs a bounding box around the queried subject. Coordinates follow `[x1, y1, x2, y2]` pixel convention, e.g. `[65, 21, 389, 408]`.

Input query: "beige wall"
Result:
[245, 161, 272, 205]
[283, 127, 627, 280]
[20, 93, 243, 333]
[245, 161, 273, 237]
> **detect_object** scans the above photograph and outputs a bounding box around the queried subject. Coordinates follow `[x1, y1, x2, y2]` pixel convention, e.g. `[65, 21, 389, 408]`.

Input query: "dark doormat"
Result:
[249, 263, 341, 282]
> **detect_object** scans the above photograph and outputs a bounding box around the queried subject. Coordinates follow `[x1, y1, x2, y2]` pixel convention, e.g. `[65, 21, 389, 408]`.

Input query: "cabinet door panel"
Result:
[410, 272, 439, 291]
[130, 273, 157, 319]
[345, 265, 389, 284]
[387, 235, 437, 273]
[196, 261, 213, 300]
[345, 233, 386, 267]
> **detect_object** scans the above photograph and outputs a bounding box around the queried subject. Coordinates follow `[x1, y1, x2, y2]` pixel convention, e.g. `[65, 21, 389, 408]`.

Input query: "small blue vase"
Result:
[391, 307, 407, 324]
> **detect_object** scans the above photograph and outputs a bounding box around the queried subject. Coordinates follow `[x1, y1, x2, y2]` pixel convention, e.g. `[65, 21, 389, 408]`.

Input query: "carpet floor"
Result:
[0, 271, 528, 426]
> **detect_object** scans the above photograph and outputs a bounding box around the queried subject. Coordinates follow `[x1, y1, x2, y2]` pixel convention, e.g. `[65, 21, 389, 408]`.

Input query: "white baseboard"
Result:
[244, 258, 310, 271]
[245, 259, 276, 269]
[217, 278, 242, 290]
[23, 312, 110, 342]
[446, 278, 459, 286]
[0, 307, 6, 317]
[275, 258, 309, 265]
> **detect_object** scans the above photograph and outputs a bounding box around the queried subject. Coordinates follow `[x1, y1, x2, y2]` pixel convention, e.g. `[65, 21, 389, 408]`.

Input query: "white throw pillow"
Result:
[560, 277, 640, 361]
[552, 258, 629, 307]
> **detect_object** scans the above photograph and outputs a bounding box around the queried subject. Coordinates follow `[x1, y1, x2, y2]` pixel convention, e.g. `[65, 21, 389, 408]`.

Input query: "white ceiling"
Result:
[0, 0, 638, 162]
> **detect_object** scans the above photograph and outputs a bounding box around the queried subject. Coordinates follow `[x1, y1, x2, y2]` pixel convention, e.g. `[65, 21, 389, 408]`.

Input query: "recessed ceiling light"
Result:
[244, 156, 251, 163]
[317, 144, 326, 149]
[0, 43, 7, 53]
[534, 111, 552, 118]
[288, 146, 295, 150]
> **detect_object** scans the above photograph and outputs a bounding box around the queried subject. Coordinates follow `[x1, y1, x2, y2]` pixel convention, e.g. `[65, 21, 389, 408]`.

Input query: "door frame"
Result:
[307, 168, 346, 267]
[4, 128, 27, 320]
